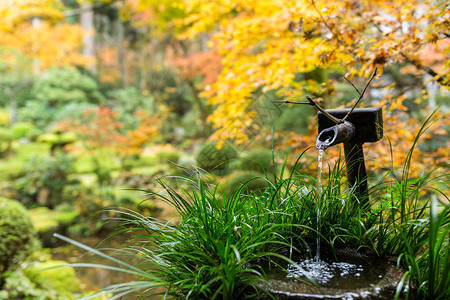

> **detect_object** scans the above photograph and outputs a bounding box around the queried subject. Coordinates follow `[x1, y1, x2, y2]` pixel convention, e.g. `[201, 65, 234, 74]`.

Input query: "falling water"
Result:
[316, 149, 324, 262]
[315, 135, 333, 262]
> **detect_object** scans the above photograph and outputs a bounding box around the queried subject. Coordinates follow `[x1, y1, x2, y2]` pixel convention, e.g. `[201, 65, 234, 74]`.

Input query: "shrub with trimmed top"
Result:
[195, 141, 238, 172]
[220, 170, 270, 195]
[235, 148, 275, 173]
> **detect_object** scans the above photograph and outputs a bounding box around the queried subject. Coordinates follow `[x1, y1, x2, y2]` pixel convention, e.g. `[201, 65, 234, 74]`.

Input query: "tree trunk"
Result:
[425, 74, 438, 110]
[80, 3, 96, 73]
[117, 19, 127, 87]
[3, 87, 17, 125]
[32, 18, 41, 75]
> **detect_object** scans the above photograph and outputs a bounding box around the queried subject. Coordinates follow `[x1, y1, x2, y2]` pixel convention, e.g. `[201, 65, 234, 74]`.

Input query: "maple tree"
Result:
[164, 0, 449, 146]
[0, 0, 90, 72]
[60, 106, 160, 155]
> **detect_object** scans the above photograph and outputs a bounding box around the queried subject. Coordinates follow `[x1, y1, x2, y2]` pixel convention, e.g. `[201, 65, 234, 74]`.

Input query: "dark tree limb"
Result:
[401, 53, 450, 87]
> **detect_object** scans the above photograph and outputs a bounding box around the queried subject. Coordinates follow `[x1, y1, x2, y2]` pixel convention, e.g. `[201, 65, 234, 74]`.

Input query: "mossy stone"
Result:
[28, 207, 79, 233]
[24, 260, 81, 295]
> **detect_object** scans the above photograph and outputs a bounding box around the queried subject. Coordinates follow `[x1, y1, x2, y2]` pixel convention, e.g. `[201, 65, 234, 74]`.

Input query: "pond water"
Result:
[51, 233, 164, 299]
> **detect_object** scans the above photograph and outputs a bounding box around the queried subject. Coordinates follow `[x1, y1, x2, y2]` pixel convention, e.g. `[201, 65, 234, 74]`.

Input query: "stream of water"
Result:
[316, 149, 324, 262]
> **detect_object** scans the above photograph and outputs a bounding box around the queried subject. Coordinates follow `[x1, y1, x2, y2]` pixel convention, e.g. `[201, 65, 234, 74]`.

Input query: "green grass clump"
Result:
[56, 168, 315, 299]
[57, 112, 448, 299]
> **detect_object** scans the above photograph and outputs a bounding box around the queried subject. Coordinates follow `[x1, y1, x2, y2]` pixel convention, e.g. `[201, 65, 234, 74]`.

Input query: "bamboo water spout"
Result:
[316, 107, 383, 209]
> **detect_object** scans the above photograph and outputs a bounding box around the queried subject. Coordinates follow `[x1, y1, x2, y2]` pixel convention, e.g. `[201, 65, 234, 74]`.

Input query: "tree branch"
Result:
[274, 69, 379, 125]
[309, 0, 342, 45]
[343, 76, 362, 96]
[401, 53, 450, 87]
[272, 100, 310, 105]
[273, 97, 341, 124]
[342, 67, 378, 122]
[305, 96, 342, 124]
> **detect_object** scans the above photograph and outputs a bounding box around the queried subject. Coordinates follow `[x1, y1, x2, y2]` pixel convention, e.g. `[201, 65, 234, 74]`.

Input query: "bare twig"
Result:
[343, 76, 362, 96]
[306, 96, 342, 124]
[342, 67, 378, 122]
[273, 97, 341, 124]
[272, 100, 310, 105]
[274, 68, 378, 125]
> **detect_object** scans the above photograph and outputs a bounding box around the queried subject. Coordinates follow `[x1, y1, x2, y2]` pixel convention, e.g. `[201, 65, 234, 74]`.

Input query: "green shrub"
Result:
[16, 153, 75, 207]
[108, 87, 156, 129]
[195, 141, 238, 172]
[36, 132, 59, 144]
[0, 197, 38, 274]
[235, 148, 274, 173]
[53, 102, 97, 123]
[10, 122, 36, 140]
[33, 67, 105, 107]
[220, 170, 270, 195]
[36, 131, 77, 156]
[0, 127, 13, 155]
[156, 151, 180, 164]
[37, 131, 77, 145]
[273, 104, 315, 134]
[18, 100, 53, 128]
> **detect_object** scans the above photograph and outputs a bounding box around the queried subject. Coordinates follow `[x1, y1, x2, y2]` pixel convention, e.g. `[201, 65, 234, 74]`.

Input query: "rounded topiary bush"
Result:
[10, 122, 37, 140]
[235, 148, 275, 173]
[196, 141, 238, 172]
[156, 151, 180, 164]
[221, 170, 270, 195]
[0, 197, 38, 274]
